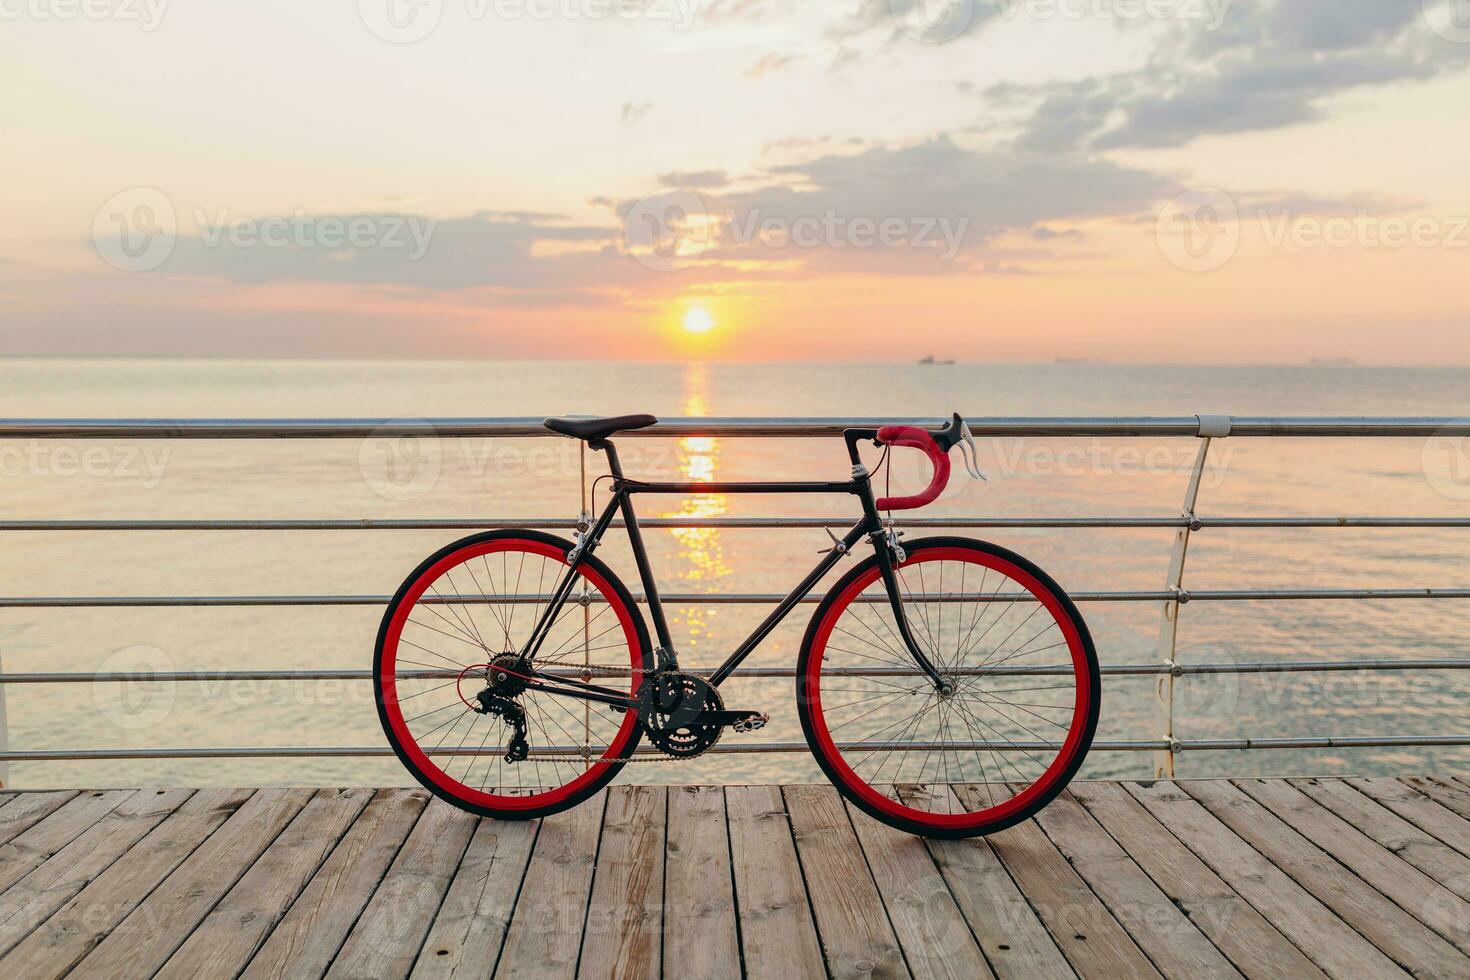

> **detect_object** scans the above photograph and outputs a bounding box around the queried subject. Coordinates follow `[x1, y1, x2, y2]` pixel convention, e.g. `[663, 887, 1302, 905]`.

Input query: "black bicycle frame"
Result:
[513, 430, 947, 709]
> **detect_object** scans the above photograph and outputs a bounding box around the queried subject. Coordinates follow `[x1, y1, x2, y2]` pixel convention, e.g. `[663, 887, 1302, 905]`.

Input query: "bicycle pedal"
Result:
[732, 712, 769, 734]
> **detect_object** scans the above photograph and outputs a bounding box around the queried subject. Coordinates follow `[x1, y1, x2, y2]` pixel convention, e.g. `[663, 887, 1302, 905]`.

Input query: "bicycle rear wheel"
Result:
[375, 529, 651, 820]
[797, 536, 1099, 838]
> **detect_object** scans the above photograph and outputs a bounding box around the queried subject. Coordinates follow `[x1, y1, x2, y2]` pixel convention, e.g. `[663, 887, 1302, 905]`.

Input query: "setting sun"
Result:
[682, 308, 716, 334]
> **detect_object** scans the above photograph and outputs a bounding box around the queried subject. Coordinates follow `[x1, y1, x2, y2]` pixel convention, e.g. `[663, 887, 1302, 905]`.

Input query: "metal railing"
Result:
[2, 414, 1468, 784]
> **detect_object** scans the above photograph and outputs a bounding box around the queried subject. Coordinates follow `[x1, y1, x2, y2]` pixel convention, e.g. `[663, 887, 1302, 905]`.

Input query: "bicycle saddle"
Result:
[543, 414, 658, 441]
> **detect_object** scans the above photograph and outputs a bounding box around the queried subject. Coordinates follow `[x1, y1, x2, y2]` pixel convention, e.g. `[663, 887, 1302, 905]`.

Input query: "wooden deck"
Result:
[0, 778, 1468, 978]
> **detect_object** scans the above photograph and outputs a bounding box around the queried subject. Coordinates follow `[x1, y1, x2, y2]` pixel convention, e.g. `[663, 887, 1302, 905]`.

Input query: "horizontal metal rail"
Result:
[4, 416, 1470, 439]
[6, 733, 1470, 763]
[6, 658, 1470, 684]
[6, 587, 1469, 608]
[4, 515, 1470, 532]
[4, 414, 1467, 773]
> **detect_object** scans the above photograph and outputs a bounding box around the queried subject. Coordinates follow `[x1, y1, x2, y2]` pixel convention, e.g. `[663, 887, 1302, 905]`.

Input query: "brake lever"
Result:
[958, 418, 985, 481]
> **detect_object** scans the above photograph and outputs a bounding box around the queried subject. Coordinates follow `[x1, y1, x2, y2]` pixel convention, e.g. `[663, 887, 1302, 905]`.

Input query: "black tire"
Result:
[796, 536, 1100, 838]
[374, 529, 653, 820]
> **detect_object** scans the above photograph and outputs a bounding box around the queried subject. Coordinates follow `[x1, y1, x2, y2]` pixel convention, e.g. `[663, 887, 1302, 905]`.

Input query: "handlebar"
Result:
[874, 425, 950, 511]
[859, 413, 983, 512]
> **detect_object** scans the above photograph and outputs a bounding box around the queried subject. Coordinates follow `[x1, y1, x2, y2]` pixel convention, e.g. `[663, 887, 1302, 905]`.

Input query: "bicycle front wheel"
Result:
[375, 530, 651, 820]
[797, 536, 1099, 838]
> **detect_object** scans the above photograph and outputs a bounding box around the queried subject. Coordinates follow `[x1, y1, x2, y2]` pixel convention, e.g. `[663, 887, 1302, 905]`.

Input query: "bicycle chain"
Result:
[522, 662, 712, 764]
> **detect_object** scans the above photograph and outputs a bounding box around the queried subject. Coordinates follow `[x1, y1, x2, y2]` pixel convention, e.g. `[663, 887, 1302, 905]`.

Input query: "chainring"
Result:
[638, 670, 723, 759]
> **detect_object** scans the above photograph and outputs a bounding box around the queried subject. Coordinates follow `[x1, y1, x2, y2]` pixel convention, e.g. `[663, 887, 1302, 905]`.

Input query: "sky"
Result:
[2, 0, 1469, 362]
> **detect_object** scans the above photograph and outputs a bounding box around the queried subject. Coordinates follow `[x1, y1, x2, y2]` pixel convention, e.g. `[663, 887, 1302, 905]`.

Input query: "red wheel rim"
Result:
[379, 538, 643, 811]
[804, 546, 1094, 832]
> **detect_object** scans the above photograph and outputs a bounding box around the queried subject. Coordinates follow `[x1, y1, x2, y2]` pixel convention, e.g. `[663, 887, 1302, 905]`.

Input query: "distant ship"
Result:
[918, 354, 956, 365]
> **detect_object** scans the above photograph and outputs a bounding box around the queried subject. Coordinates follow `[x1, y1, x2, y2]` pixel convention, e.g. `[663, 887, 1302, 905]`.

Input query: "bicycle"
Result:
[374, 413, 1099, 838]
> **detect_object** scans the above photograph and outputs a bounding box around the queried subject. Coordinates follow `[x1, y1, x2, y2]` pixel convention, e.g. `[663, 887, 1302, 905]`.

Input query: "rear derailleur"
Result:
[637, 670, 768, 760]
[470, 653, 531, 763]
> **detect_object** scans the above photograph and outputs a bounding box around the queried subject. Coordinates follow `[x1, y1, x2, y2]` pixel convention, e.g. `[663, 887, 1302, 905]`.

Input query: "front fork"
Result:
[871, 533, 953, 694]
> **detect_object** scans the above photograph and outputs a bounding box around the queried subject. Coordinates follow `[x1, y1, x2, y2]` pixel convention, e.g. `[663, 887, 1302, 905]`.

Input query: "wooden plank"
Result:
[494, 793, 606, 980]
[410, 813, 539, 979]
[71, 787, 314, 977]
[0, 792, 78, 849]
[845, 791, 993, 979]
[1293, 775, 1470, 910]
[784, 784, 909, 980]
[156, 787, 373, 979]
[1126, 780, 1405, 979]
[241, 788, 428, 980]
[1347, 777, 1470, 859]
[1412, 777, 1470, 822]
[1031, 790, 1240, 978]
[0, 790, 134, 894]
[0, 787, 253, 979]
[917, 789, 1072, 980]
[1290, 777, 1470, 903]
[326, 798, 478, 979]
[1183, 779, 1466, 975]
[661, 786, 739, 980]
[970, 787, 1160, 979]
[1232, 778, 1470, 960]
[0, 789, 192, 958]
[1070, 781, 1326, 979]
[577, 785, 666, 980]
[725, 785, 825, 980]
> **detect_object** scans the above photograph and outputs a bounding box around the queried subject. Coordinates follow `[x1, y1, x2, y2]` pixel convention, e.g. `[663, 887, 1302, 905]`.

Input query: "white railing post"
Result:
[1152, 415, 1232, 778]
[579, 439, 592, 765]
[0, 645, 8, 787]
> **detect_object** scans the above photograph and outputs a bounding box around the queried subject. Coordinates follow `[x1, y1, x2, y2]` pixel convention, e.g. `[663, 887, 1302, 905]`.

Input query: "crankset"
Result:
[636, 670, 769, 758]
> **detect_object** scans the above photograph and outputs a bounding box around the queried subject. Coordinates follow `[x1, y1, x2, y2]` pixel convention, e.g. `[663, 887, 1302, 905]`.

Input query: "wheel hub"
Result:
[485, 652, 531, 698]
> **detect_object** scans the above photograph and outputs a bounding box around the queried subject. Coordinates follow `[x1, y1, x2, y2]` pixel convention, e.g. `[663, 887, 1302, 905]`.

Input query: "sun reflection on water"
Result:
[663, 365, 731, 653]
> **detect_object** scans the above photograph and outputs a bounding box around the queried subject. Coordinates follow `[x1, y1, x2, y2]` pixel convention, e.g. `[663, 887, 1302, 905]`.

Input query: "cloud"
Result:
[657, 169, 731, 189]
[998, 0, 1470, 151]
[745, 52, 798, 79]
[619, 101, 652, 126]
[634, 135, 1173, 273]
[161, 210, 626, 303]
